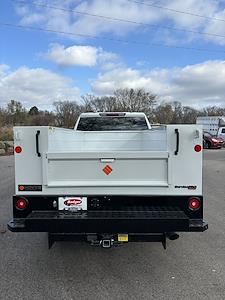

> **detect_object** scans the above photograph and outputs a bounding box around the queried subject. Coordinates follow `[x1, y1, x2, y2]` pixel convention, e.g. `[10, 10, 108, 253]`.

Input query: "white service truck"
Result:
[196, 116, 225, 138]
[8, 112, 208, 248]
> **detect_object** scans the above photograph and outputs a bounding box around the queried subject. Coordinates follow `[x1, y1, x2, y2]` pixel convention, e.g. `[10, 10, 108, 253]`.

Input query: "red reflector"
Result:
[19, 185, 25, 191]
[15, 198, 28, 210]
[15, 146, 22, 154]
[189, 198, 201, 210]
[194, 145, 202, 152]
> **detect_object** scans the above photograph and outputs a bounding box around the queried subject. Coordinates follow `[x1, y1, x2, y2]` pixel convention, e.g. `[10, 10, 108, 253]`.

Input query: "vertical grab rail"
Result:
[174, 128, 179, 155]
[36, 130, 41, 157]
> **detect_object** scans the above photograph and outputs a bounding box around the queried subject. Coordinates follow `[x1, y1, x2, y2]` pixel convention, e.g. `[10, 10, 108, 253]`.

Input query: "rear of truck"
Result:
[8, 119, 208, 248]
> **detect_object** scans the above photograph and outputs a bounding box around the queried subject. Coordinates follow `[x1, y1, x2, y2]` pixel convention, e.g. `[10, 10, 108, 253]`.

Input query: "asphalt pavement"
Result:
[0, 150, 225, 300]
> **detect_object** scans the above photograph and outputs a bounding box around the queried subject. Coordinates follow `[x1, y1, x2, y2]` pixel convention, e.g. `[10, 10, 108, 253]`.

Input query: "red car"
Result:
[203, 132, 224, 149]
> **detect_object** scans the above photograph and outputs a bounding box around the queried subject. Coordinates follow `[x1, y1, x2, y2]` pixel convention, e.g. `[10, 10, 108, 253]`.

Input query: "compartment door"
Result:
[43, 151, 170, 188]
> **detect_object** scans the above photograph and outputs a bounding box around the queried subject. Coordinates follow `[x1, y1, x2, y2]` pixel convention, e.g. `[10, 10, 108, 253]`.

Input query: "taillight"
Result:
[188, 197, 201, 210]
[15, 146, 22, 154]
[194, 144, 202, 152]
[15, 198, 28, 210]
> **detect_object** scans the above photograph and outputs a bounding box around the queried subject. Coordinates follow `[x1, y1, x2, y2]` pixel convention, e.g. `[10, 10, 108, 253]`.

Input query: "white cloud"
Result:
[91, 60, 225, 108]
[97, 48, 118, 64]
[43, 44, 118, 67]
[91, 67, 165, 94]
[0, 65, 80, 109]
[14, 0, 225, 45]
[44, 44, 98, 66]
[203, 9, 225, 45]
[162, 0, 217, 27]
[0, 64, 10, 77]
[69, 0, 161, 37]
[2, 60, 225, 109]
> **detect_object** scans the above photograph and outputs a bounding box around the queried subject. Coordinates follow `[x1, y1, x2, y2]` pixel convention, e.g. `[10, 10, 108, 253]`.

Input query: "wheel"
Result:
[204, 141, 211, 149]
[203, 140, 206, 148]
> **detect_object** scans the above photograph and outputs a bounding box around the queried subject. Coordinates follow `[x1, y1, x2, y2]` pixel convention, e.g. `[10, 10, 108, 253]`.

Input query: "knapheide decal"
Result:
[64, 199, 82, 206]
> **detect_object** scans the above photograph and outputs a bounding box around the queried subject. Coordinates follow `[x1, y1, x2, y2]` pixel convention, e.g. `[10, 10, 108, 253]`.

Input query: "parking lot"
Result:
[0, 150, 225, 300]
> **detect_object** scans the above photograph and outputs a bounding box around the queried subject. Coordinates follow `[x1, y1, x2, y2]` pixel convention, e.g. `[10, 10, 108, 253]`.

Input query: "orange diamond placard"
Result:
[103, 165, 113, 175]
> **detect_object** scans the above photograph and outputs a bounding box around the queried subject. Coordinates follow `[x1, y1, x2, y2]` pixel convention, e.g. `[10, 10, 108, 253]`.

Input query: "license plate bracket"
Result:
[58, 197, 87, 211]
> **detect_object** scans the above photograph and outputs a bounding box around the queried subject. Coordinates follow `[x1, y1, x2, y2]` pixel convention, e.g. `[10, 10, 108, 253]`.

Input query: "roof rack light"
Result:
[99, 112, 126, 117]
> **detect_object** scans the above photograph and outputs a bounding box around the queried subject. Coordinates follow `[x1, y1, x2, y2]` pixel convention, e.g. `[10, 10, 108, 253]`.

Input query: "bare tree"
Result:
[53, 101, 81, 128]
[153, 102, 199, 124]
[1, 94, 225, 130]
[94, 96, 119, 112]
[82, 95, 119, 112]
[6, 100, 26, 125]
[182, 106, 198, 124]
[80, 94, 97, 112]
[170, 101, 183, 124]
[27, 111, 55, 126]
[153, 103, 174, 124]
[201, 106, 225, 116]
[81, 89, 157, 117]
[114, 88, 157, 118]
[0, 107, 5, 127]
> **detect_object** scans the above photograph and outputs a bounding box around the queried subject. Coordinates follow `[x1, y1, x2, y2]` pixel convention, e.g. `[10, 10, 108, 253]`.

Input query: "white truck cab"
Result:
[8, 112, 208, 249]
[217, 127, 225, 139]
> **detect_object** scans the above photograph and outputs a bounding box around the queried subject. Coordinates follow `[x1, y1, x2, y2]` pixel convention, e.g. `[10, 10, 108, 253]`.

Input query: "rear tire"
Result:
[204, 141, 211, 149]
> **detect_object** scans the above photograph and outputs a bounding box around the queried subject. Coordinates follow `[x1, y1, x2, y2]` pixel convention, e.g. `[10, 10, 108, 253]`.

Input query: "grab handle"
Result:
[100, 159, 115, 163]
[174, 128, 179, 155]
[36, 130, 41, 157]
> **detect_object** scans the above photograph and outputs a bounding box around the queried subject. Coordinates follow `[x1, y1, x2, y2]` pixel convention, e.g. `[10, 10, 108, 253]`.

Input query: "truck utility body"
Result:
[8, 112, 208, 248]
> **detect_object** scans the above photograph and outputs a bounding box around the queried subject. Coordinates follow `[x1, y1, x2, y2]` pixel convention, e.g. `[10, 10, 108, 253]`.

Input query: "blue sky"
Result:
[1, 0, 225, 110]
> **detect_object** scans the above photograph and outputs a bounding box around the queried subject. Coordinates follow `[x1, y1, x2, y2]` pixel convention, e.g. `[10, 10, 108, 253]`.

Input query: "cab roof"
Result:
[79, 112, 147, 118]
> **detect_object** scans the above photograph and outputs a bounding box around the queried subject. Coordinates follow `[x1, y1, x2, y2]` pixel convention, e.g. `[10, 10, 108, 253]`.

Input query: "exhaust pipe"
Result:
[166, 232, 179, 241]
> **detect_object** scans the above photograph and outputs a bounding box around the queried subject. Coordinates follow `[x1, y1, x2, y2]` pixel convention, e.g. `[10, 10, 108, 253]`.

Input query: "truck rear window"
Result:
[77, 117, 148, 131]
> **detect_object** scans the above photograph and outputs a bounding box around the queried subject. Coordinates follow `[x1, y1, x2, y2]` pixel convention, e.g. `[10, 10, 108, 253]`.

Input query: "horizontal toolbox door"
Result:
[43, 151, 169, 187]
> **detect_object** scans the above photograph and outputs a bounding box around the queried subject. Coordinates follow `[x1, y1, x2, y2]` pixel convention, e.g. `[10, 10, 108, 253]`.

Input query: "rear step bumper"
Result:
[8, 210, 208, 233]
